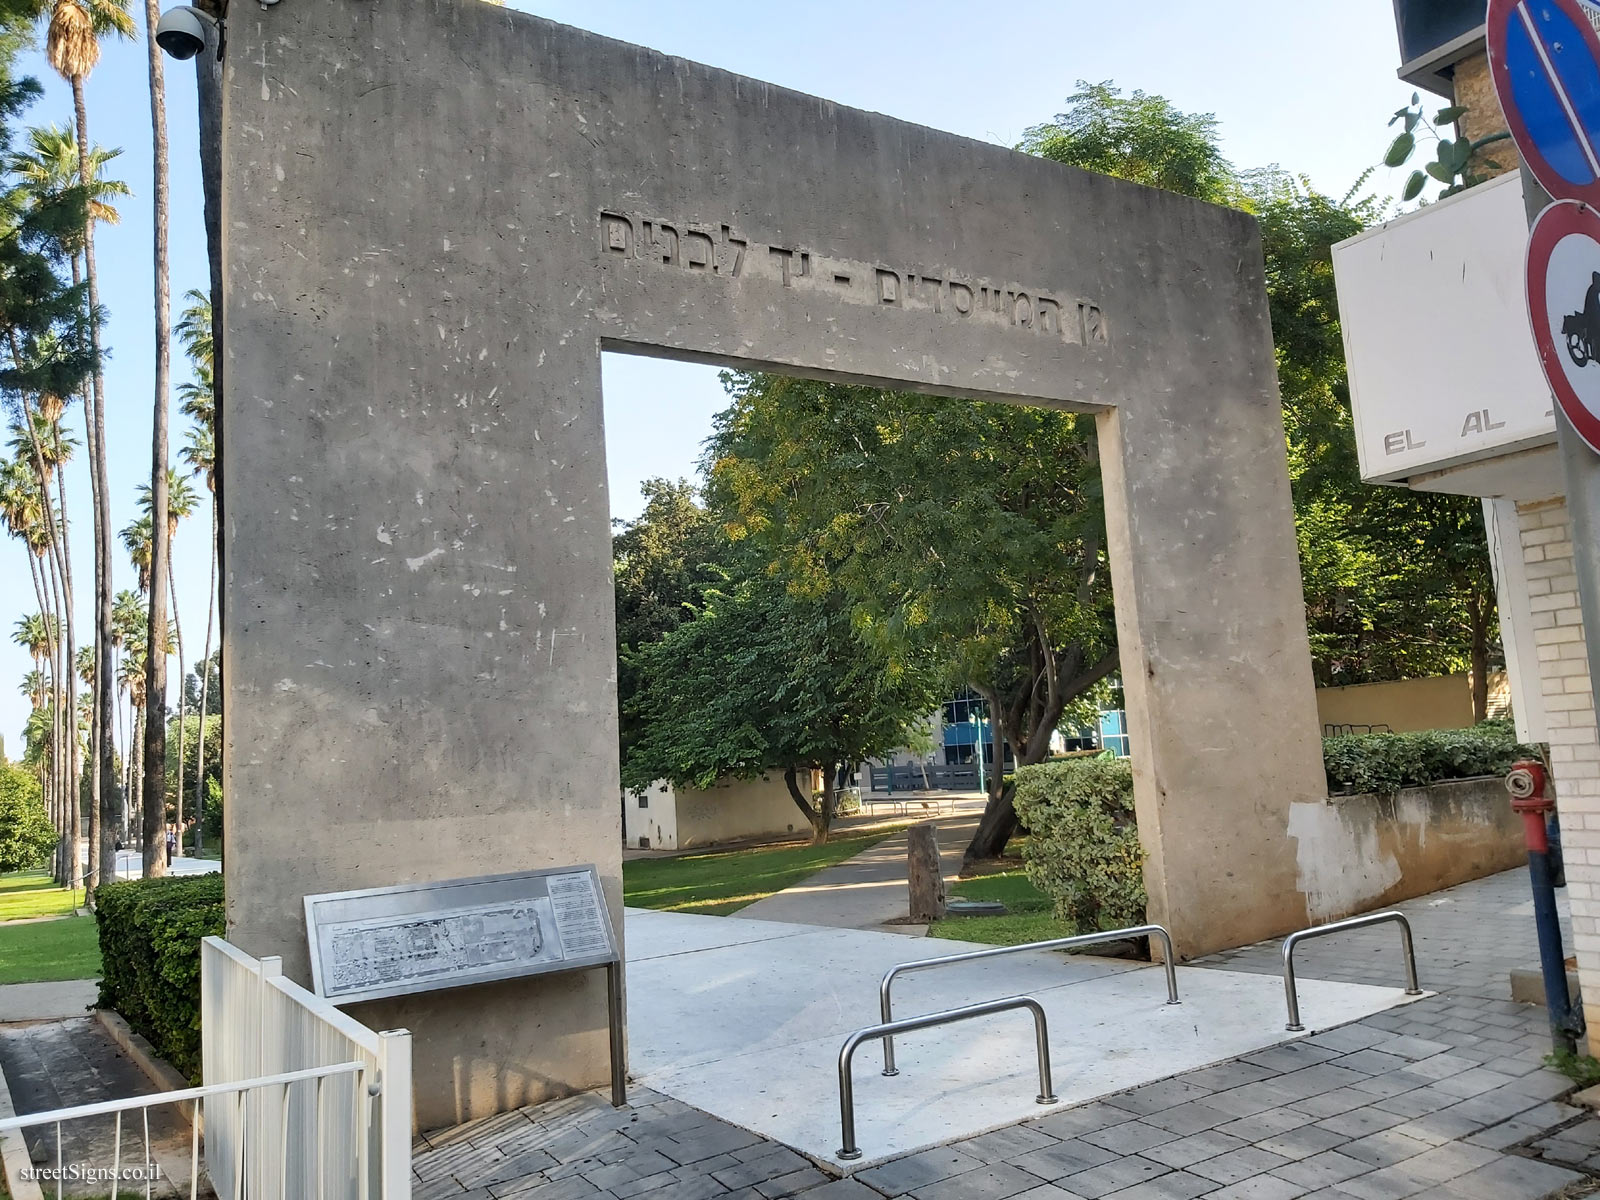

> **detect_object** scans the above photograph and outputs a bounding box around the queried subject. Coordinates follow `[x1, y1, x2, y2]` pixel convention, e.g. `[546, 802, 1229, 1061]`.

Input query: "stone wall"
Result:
[1517, 499, 1600, 1036]
[1288, 778, 1526, 923]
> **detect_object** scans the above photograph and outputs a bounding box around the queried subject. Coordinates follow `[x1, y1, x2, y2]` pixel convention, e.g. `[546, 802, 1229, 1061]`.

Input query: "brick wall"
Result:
[1452, 51, 1518, 182]
[1516, 498, 1600, 1035]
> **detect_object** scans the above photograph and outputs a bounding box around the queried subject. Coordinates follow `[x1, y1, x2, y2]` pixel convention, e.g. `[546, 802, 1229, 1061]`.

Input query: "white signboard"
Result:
[304, 866, 617, 1004]
[1334, 172, 1555, 483]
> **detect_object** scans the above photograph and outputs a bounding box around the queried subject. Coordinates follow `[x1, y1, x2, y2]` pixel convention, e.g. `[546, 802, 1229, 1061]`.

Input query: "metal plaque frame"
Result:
[304, 866, 626, 1104]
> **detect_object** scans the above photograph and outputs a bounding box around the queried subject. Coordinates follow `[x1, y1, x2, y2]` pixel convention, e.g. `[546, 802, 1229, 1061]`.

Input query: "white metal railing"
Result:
[200, 936, 411, 1199]
[0, 1061, 368, 1200]
[0, 938, 409, 1199]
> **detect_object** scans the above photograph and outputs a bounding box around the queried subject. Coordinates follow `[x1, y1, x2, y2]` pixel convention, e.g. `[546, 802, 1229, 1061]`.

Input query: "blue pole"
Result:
[1511, 762, 1582, 1055]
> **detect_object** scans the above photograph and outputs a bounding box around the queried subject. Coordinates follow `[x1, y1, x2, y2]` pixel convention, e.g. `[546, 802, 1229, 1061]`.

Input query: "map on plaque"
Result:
[303, 866, 617, 1004]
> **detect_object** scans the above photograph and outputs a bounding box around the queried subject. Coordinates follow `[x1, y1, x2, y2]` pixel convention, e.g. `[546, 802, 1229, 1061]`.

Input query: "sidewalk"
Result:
[0, 1018, 200, 1197]
[0, 981, 97, 1024]
[735, 805, 982, 930]
[416, 868, 1600, 1199]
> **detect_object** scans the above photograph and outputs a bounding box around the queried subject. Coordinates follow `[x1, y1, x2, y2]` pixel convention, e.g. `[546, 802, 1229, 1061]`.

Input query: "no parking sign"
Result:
[1489, 0, 1600, 453]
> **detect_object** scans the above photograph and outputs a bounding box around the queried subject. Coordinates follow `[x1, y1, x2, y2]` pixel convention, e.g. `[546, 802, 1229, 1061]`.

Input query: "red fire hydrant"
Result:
[1508, 760, 1552, 849]
[1507, 759, 1581, 1052]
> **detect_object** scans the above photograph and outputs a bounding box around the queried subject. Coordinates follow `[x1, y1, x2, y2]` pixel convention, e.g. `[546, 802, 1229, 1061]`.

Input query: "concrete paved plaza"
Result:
[623, 910, 1423, 1170]
[412, 868, 1600, 1198]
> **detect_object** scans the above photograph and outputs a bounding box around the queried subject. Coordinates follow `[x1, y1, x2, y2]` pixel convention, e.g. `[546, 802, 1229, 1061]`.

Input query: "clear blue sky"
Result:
[0, 0, 1423, 752]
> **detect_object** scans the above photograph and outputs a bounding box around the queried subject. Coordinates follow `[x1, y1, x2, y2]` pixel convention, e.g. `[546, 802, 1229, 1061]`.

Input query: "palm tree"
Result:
[176, 288, 213, 851]
[1, 457, 60, 862]
[134, 0, 171, 878]
[139, 469, 194, 845]
[6, 412, 75, 886]
[117, 622, 145, 844]
[111, 588, 142, 773]
[12, 609, 63, 878]
[9, 124, 128, 237]
[12, 123, 130, 896]
[10, 122, 127, 894]
[43, 0, 134, 888]
[120, 513, 151, 591]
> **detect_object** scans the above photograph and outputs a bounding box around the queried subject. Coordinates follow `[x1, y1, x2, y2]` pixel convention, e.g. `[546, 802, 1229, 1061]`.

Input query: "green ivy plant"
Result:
[1385, 94, 1512, 202]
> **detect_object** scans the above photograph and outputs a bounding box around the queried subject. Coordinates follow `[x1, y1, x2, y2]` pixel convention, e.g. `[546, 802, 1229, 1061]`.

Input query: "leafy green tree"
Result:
[707, 373, 1114, 859]
[612, 478, 729, 758]
[183, 649, 218, 713]
[163, 712, 217, 836]
[1020, 81, 1239, 203]
[0, 757, 55, 871]
[1250, 172, 1499, 706]
[623, 562, 943, 843]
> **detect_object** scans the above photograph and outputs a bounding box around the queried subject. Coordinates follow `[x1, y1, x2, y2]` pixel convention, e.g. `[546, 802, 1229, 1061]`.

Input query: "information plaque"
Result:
[303, 866, 618, 1005]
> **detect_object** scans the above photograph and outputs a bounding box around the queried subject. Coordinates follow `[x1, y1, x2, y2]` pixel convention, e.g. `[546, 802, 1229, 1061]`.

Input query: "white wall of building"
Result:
[624, 780, 678, 850]
[1486, 498, 1549, 742]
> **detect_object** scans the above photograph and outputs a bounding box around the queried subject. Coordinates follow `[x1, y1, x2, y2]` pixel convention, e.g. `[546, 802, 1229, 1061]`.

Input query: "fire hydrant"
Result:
[1507, 760, 1583, 1054]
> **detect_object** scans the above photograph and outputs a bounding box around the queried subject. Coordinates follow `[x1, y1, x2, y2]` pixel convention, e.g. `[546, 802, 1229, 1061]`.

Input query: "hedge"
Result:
[1012, 758, 1146, 932]
[94, 874, 225, 1081]
[1322, 719, 1541, 796]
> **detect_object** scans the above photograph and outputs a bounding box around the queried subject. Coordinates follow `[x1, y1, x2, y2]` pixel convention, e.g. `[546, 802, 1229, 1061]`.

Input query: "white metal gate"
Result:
[0, 938, 410, 1200]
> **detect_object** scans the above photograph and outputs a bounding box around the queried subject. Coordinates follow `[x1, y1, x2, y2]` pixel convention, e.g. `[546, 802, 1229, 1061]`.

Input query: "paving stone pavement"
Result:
[412, 869, 1600, 1199]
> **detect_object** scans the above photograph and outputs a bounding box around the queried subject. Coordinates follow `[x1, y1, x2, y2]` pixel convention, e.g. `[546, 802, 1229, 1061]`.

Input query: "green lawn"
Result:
[623, 831, 903, 915]
[926, 869, 1075, 945]
[0, 871, 82, 922]
[0, 914, 100, 984]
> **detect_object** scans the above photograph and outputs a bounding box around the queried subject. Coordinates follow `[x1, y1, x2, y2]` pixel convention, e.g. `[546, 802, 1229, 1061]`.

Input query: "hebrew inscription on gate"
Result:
[599, 210, 1110, 346]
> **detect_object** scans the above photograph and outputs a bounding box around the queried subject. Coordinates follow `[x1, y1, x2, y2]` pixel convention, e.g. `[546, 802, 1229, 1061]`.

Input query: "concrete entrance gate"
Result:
[220, 2, 1327, 1125]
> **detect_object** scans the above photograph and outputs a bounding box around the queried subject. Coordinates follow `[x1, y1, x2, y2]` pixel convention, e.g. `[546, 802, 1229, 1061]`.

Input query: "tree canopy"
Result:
[618, 499, 943, 842]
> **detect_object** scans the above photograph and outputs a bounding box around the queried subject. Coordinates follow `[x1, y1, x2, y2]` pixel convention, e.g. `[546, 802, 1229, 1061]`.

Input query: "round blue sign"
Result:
[1489, 0, 1600, 206]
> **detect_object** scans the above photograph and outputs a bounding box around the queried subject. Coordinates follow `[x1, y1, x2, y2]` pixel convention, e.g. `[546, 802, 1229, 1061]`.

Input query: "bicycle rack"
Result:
[835, 995, 1057, 1161]
[877, 923, 1179, 1076]
[1282, 910, 1422, 1031]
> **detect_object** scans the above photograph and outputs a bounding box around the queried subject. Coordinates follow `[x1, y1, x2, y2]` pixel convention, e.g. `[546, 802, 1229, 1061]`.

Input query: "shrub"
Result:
[1012, 758, 1145, 932]
[0, 762, 55, 873]
[1322, 719, 1541, 795]
[94, 874, 225, 1080]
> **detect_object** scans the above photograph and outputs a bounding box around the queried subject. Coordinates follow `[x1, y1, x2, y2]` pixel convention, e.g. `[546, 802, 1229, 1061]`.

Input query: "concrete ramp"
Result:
[624, 909, 1428, 1171]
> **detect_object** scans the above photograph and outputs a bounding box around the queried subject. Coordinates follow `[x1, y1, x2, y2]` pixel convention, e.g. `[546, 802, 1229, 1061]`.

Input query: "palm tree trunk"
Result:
[167, 552, 185, 852]
[192, 525, 214, 852]
[42, 536, 66, 883]
[68, 73, 120, 893]
[26, 553, 61, 882]
[48, 423, 82, 893]
[139, 7, 173, 879]
[130, 706, 143, 861]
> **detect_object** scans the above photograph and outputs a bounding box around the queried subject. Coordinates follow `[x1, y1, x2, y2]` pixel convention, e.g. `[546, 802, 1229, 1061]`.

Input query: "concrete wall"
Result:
[624, 776, 805, 850]
[222, 0, 1328, 1117]
[676, 776, 805, 850]
[1287, 778, 1526, 923]
[1315, 672, 1509, 734]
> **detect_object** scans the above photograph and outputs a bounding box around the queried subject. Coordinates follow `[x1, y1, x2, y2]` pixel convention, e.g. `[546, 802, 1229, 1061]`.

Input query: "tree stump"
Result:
[908, 823, 946, 922]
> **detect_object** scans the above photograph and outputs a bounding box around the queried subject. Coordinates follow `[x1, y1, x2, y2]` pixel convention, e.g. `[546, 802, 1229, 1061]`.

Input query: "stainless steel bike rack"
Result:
[878, 923, 1179, 1076]
[836, 995, 1057, 1161]
[1282, 911, 1423, 1032]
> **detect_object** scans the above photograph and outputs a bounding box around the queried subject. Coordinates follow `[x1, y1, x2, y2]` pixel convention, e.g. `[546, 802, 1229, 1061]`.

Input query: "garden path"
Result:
[738, 801, 985, 931]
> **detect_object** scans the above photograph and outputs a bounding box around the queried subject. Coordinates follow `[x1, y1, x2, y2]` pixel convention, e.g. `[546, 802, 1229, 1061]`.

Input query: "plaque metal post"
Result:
[606, 960, 627, 1107]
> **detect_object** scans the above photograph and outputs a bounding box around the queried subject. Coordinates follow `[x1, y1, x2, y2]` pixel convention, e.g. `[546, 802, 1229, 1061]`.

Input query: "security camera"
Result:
[155, 6, 217, 61]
